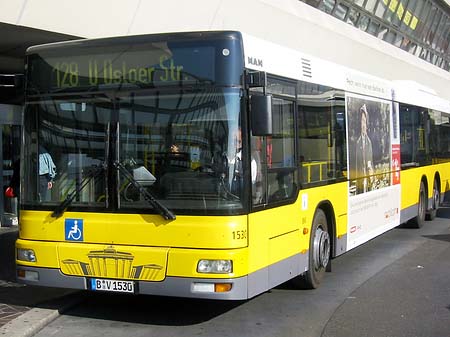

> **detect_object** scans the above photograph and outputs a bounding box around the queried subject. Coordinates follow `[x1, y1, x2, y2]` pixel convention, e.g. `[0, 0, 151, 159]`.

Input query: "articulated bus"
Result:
[16, 31, 450, 299]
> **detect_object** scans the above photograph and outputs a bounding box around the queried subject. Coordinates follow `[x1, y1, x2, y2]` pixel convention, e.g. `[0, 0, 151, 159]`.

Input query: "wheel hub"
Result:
[313, 227, 330, 270]
[433, 187, 439, 209]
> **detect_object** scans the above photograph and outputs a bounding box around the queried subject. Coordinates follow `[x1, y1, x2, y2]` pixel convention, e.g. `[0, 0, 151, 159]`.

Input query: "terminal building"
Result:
[300, 0, 450, 71]
[0, 0, 449, 224]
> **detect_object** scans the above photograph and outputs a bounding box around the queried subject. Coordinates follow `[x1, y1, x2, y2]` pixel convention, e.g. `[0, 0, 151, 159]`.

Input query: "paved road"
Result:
[27, 207, 450, 337]
[0, 227, 76, 337]
[322, 231, 450, 337]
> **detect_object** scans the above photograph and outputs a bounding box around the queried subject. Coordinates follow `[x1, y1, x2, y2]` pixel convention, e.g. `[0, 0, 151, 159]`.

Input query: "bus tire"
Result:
[408, 181, 426, 228]
[426, 180, 440, 221]
[293, 208, 330, 289]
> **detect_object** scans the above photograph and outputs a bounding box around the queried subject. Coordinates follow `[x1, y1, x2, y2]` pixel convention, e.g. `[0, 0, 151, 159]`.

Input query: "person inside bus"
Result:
[230, 128, 262, 199]
[251, 136, 263, 204]
[230, 129, 243, 195]
[161, 142, 188, 174]
[355, 104, 374, 193]
[39, 146, 57, 202]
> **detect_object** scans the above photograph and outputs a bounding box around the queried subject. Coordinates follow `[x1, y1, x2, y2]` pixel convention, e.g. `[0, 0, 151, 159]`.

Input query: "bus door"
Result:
[249, 77, 299, 288]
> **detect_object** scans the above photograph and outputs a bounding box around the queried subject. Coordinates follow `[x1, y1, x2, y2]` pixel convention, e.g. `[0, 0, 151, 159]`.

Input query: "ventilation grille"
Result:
[301, 58, 312, 78]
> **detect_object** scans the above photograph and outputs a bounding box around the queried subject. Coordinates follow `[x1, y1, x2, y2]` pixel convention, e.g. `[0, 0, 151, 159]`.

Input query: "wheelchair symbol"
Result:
[65, 219, 83, 241]
[68, 221, 82, 240]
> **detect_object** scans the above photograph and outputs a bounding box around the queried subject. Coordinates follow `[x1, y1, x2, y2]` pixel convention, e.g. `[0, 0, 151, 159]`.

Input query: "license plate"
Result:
[89, 278, 134, 293]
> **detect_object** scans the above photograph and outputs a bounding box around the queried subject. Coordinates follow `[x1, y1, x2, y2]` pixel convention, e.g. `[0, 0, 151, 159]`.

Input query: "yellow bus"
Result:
[16, 31, 450, 299]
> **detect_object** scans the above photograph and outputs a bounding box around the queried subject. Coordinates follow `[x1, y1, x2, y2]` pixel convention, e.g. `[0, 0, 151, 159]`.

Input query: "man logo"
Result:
[248, 57, 263, 67]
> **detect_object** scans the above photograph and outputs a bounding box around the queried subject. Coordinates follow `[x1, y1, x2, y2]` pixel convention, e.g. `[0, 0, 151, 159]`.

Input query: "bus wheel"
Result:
[409, 181, 426, 228]
[293, 209, 330, 289]
[426, 180, 440, 221]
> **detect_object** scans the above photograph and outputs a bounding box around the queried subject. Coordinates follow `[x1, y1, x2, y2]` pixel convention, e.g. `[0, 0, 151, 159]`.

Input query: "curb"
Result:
[0, 294, 83, 337]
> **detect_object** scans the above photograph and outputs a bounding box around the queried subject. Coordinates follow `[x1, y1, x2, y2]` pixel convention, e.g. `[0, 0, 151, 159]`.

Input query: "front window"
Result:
[23, 97, 111, 208]
[22, 32, 246, 216]
[117, 88, 244, 213]
[22, 88, 245, 215]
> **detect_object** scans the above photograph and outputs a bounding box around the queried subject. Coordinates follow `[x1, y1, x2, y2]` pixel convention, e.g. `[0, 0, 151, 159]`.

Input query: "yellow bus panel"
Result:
[19, 211, 248, 249]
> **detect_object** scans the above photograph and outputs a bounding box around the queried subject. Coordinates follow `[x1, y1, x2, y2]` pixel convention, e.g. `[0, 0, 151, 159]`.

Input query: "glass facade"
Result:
[301, 0, 450, 71]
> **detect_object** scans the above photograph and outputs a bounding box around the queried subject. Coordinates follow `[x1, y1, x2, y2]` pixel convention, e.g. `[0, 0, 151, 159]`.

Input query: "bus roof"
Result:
[25, 27, 450, 112]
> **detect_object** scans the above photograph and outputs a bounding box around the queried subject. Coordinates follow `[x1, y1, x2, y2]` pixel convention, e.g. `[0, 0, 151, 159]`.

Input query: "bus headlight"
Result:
[17, 248, 37, 262]
[197, 259, 233, 274]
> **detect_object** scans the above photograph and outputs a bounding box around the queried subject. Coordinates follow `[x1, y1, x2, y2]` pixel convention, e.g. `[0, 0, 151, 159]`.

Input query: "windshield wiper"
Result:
[51, 163, 106, 218]
[114, 161, 176, 221]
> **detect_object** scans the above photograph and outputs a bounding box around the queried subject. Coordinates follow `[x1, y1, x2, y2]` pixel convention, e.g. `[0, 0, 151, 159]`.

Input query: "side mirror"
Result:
[251, 95, 273, 136]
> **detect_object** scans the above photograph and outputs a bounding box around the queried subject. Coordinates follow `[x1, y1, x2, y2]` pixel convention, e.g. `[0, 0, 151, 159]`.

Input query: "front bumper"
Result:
[16, 266, 250, 300]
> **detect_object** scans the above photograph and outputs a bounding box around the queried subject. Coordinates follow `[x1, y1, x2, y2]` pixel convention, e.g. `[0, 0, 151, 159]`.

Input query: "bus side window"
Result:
[297, 83, 345, 186]
[250, 80, 297, 206]
[266, 97, 296, 203]
[399, 104, 431, 166]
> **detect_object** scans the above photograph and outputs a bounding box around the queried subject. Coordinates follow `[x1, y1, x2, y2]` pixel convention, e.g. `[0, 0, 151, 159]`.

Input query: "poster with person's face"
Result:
[346, 93, 401, 250]
[347, 95, 392, 195]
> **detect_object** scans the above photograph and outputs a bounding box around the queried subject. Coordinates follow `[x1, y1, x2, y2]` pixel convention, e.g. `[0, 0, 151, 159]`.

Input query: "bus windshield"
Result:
[117, 88, 244, 213]
[22, 87, 245, 214]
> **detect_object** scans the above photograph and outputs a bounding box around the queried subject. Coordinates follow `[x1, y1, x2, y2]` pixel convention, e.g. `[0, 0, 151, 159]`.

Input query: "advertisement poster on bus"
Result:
[346, 94, 401, 250]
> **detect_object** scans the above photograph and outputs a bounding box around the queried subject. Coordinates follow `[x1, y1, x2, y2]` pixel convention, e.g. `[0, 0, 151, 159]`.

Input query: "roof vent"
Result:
[301, 58, 312, 78]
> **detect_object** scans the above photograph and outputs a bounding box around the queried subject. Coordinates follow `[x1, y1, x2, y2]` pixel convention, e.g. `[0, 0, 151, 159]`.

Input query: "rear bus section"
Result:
[395, 83, 450, 227]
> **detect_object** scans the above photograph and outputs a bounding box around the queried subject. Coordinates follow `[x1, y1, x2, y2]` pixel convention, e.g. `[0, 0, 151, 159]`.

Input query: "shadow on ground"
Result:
[0, 228, 75, 311]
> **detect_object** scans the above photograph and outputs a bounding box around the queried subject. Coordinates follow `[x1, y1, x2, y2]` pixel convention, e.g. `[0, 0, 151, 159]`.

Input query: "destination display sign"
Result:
[26, 37, 243, 94]
[28, 45, 214, 93]
[51, 54, 186, 88]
